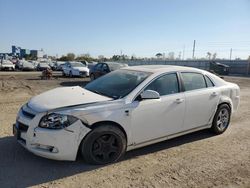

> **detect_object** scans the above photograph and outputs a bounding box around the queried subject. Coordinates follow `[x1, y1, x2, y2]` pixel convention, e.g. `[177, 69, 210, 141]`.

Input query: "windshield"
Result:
[85, 69, 151, 99]
[71, 62, 86, 67]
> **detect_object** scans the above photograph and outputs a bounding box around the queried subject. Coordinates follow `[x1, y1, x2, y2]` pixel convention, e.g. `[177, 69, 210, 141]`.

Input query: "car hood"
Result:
[28, 86, 111, 112]
[73, 67, 89, 72]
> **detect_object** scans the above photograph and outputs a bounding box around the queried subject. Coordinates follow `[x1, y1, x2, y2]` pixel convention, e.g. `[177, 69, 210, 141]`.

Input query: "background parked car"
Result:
[48, 61, 57, 70]
[89, 61, 128, 80]
[80, 60, 88, 67]
[37, 62, 51, 71]
[62, 61, 89, 77]
[87, 61, 98, 71]
[17, 60, 35, 71]
[209, 61, 230, 75]
[54, 61, 66, 71]
[0, 59, 15, 71]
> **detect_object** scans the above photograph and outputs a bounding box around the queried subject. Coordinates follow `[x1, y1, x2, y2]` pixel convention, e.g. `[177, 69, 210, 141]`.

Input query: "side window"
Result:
[102, 64, 109, 71]
[181, 72, 206, 91]
[95, 63, 103, 70]
[205, 75, 214, 87]
[145, 73, 179, 96]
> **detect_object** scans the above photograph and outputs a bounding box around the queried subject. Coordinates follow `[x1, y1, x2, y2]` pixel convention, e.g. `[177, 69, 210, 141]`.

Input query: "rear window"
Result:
[181, 72, 206, 91]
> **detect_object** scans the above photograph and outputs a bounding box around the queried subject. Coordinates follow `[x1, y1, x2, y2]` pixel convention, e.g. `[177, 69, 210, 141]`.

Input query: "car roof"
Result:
[68, 61, 81, 64]
[122, 65, 205, 74]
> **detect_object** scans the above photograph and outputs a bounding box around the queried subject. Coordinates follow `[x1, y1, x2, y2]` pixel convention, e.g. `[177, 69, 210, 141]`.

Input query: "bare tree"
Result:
[168, 52, 175, 60]
[155, 53, 163, 59]
[207, 52, 212, 60]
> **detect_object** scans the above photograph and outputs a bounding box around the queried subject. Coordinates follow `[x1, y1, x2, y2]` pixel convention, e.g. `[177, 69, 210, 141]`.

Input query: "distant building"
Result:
[7, 45, 45, 59]
[20, 49, 30, 58]
[30, 49, 44, 58]
[12, 45, 21, 56]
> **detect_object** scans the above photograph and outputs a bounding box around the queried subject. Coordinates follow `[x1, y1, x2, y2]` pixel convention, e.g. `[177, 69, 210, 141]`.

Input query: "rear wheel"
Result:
[211, 104, 231, 134]
[90, 74, 95, 81]
[81, 125, 126, 165]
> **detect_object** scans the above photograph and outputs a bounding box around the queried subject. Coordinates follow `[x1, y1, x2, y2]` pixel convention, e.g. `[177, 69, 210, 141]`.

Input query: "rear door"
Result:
[180, 72, 220, 130]
[101, 63, 110, 76]
[95, 63, 103, 78]
[63, 62, 70, 75]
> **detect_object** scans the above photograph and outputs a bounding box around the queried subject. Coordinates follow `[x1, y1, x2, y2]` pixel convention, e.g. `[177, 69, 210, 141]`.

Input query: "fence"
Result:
[121, 60, 250, 75]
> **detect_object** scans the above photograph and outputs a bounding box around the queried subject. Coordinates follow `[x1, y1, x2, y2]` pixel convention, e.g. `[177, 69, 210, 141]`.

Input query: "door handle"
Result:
[211, 92, 218, 96]
[175, 98, 184, 104]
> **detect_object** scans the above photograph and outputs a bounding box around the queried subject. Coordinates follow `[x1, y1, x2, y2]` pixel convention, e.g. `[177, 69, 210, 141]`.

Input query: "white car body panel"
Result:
[183, 87, 220, 130]
[130, 92, 185, 144]
[14, 65, 240, 161]
[28, 86, 111, 112]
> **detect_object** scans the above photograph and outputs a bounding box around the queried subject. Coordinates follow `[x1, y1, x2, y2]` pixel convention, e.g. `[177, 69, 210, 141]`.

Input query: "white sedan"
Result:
[0, 60, 15, 70]
[13, 65, 240, 164]
[62, 61, 89, 77]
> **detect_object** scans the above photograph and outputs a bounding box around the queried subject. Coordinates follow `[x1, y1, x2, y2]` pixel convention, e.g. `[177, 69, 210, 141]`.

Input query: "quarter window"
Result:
[205, 75, 214, 87]
[181, 72, 206, 91]
[145, 73, 179, 96]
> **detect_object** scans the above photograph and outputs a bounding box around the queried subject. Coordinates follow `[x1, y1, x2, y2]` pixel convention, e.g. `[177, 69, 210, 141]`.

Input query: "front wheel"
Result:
[211, 104, 231, 134]
[80, 125, 127, 165]
[69, 71, 73, 77]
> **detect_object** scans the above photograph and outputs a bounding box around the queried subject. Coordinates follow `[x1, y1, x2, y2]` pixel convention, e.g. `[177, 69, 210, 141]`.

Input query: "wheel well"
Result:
[218, 102, 231, 112]
[91, 121, 127, 141]
[77, 121, 127, 160]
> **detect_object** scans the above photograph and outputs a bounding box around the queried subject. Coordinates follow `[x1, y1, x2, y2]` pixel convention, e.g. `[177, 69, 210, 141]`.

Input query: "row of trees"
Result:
[155, 52, 218, 60]
[58, 53, 96, 62]
[57, 53, 136, 62]
[57, 52, 248, 62]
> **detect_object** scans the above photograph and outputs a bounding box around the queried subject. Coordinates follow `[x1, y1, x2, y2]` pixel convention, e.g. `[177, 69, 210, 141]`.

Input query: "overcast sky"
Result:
[0, 0, 250, 59]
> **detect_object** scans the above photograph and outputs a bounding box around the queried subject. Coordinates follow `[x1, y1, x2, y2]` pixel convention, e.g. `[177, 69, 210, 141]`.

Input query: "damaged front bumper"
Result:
[13, 108, 91, 161]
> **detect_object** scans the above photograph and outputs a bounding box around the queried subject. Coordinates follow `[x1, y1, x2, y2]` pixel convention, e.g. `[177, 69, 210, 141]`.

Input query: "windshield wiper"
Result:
[90, 89, 115, 99]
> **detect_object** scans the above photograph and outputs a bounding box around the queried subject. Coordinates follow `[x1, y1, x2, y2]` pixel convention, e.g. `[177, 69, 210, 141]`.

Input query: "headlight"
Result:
[39, 113, 78, 129]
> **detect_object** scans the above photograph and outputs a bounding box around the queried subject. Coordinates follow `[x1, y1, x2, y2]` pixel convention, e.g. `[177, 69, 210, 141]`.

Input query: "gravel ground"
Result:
[0, 72, 250, 188]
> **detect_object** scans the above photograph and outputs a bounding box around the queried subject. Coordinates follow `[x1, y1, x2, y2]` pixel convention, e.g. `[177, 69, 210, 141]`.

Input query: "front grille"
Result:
[18, 122, 29, 132]
[22, 107, 35, 119]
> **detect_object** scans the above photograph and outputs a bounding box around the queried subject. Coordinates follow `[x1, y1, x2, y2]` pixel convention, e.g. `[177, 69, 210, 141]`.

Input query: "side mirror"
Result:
[140, 90, 160, 100]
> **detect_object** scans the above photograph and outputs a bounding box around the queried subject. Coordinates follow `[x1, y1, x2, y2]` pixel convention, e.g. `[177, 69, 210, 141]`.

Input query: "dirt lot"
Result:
[0, 72, 250, 188]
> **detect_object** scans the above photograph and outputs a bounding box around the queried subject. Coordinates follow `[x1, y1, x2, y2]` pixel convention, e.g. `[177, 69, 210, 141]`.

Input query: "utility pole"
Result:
[230, 48, 232, 60]
[182, 45, 185, 60]
[192, 40, 196, 59]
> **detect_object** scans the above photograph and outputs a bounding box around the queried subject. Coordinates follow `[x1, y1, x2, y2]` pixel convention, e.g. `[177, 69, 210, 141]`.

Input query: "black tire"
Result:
[90, 74, 95, 81]
[211, 104, 231, 134]
[80, 125, 127, 165]
[69, 71, 73, 77]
